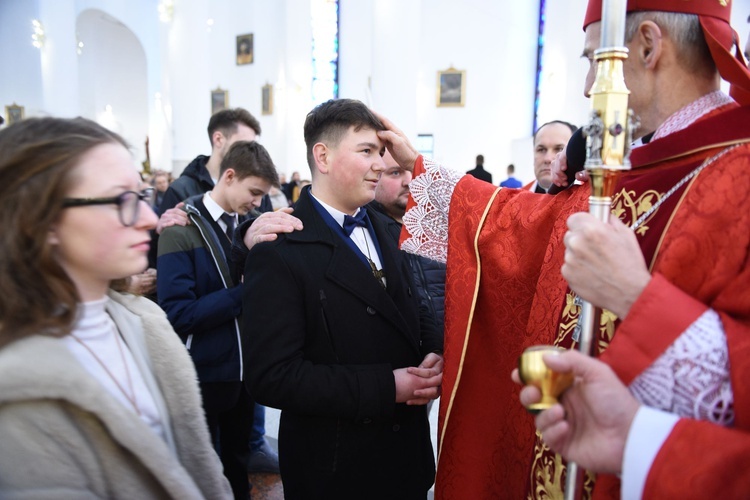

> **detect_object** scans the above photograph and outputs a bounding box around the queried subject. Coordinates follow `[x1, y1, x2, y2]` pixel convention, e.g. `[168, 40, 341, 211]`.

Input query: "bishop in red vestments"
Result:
[377, 0, 750, 498]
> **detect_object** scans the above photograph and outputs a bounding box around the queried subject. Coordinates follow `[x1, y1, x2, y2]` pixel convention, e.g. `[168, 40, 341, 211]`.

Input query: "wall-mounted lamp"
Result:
[31, 19, 45, 49]
[158, 0, 174, 23]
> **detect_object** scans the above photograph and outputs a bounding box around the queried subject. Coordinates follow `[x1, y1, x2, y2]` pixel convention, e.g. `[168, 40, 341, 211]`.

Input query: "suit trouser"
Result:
[202, 381, 254, 500]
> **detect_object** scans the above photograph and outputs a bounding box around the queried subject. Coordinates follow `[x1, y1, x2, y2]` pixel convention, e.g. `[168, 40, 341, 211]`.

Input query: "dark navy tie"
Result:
[220, 213, 236, 241]
[342, 209, 368, 236]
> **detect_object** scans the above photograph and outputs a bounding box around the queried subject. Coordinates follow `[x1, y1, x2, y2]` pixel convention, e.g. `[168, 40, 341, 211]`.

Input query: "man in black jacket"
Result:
[242, 99, 442, 499]
[158, 108, 261, 215]
[368, 150, 446, 341]
[465, 154, 492, 183]
[158, 141, 277, 498]
[152, 107, 279, 474]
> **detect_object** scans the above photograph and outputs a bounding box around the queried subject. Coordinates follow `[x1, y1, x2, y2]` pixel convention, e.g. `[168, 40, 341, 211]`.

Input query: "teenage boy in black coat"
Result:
[242, 99, 442, 499]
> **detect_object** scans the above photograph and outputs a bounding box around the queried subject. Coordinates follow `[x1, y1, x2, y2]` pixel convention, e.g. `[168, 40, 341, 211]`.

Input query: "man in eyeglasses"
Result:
[157, 140, 278, 499]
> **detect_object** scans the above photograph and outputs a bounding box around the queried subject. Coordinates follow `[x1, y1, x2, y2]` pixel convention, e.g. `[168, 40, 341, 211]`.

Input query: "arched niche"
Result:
[77, 9, 149, 169]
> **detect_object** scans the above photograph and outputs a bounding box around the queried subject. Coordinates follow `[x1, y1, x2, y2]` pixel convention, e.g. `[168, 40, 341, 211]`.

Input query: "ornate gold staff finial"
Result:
[565, 0, 634, 498]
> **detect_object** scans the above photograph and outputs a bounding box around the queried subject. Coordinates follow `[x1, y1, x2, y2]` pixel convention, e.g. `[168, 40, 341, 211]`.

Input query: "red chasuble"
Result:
[642, 419, 750, 498]
[430, 104, 750, 499]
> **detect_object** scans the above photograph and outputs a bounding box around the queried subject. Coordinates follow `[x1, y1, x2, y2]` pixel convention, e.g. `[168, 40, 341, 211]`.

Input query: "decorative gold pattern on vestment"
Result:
[557, 292, 616, 353]
[557, 293, 582, 346]
[528, 431, 595, 499]
[528, 296, 618, 498]
[611, 187, 664, 236]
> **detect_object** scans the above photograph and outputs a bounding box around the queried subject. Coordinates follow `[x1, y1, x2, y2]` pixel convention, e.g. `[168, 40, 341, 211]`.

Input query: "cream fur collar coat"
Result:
[0, 291, 231, 499]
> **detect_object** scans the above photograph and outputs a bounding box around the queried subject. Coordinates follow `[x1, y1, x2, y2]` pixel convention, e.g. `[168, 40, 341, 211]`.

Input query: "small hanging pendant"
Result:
[368, 259, 386, 289]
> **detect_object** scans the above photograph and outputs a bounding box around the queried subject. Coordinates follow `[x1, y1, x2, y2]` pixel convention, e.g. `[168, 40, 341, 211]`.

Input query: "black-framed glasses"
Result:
[62, 188, 155, 227]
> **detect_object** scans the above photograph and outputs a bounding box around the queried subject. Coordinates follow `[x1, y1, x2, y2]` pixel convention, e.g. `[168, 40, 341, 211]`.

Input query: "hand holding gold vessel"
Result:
[518, 346, 574, 414]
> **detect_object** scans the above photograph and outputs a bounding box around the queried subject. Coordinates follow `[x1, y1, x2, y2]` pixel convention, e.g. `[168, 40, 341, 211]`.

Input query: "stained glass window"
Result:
[311, 0, 339, 104]
[533, 0, 546, 134]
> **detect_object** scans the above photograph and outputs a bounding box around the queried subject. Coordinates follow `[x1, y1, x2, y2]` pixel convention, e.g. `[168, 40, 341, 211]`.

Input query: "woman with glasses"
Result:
[0, 117, 231, 499]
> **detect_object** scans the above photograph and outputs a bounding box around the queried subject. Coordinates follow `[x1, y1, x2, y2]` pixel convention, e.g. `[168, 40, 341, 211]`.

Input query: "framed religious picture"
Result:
[211, 88, 228, 115]
[5, 103, 25, 125]
[261, 84, 273, 115]
[436, 68, 466, 107]
[236, 33, 254, 65]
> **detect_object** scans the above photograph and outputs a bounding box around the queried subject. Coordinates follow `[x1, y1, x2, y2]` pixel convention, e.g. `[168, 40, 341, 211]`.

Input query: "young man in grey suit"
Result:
[242, 99, 442, 499]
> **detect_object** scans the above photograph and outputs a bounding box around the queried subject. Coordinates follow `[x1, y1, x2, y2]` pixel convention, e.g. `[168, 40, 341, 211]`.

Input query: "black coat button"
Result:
[366, 306, 376, 315]
[392, 424, 400, 432]
[363, 418, 372, 424]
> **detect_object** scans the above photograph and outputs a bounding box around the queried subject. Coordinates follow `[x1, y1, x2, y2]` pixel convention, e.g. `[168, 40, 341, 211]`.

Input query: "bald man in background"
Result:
[527, 120, 577, 193]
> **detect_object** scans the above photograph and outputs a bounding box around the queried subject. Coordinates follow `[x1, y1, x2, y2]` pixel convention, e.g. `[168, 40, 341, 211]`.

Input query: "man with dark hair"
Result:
[242, 99, 442, 498]
[529, 120, 577, 193]
[379, 0, 750, 497]
[466, 153, 492, 182]
[151, 171, 171, 210]
[158, 108, 262, 214]
[499, 163, 522, 188]
[369, 150, 446, 343]
[150, 108, 278, 475]
[157, 140, 278, 499]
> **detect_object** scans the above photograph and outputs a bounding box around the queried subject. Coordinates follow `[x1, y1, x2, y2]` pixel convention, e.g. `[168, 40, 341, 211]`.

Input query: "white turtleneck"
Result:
[62, 297, 165, 439]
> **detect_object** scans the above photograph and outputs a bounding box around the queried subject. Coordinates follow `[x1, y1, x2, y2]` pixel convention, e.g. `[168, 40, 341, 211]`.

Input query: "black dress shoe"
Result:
[247, 440, 280, 474]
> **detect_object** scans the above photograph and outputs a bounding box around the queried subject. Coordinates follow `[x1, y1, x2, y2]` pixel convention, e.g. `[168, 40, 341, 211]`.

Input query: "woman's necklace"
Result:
[71, 329, 141, 416]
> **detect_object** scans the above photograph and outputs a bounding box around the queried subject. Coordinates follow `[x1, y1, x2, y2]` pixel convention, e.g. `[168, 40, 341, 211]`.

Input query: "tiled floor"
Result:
[248, 472, 283, 498]
[250, 400, 440, 499]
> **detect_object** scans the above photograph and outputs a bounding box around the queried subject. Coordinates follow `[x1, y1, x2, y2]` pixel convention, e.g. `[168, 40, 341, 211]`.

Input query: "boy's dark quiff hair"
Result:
[207, 107, 262, 146]
[303, 99, 385, 171]
[219, 140, 279, 186]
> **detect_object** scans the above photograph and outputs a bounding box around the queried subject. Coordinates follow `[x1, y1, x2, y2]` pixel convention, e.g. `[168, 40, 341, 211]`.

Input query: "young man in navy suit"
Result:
[242, 99, 443, 499]
[157, 140, 277, 499]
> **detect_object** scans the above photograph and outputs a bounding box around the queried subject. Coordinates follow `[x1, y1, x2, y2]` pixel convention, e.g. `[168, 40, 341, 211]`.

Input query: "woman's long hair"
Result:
[0, 117, 128, 346]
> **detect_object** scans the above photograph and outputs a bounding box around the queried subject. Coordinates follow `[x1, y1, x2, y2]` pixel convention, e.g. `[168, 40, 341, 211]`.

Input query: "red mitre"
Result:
[583, 0, 750, 105]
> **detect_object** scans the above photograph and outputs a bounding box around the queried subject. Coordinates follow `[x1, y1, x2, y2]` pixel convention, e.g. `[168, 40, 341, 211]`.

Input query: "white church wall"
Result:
[3, 0, 750, 184]
[0, 0, 44, 118]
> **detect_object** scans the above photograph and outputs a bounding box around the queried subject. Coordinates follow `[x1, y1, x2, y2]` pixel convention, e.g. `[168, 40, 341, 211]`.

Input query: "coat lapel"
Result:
[192, 197, 233, 258]
[290, 189, 418, 350]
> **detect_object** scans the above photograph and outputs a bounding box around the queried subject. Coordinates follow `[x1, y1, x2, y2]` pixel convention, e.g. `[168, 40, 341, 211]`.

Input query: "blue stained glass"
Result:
[533, 0, 546, 134]
[311, 0, 339, 104]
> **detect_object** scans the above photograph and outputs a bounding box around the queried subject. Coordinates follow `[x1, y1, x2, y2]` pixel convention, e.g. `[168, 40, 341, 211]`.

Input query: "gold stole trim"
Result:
[438, 187, 503, 461]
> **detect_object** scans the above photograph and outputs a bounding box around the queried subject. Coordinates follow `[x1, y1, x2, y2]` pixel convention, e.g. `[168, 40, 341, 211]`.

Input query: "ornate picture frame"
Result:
[261, 84, 273, 115]
[436, 68, 466, 107]
[236, 33, 254, 65]
[5, 103, 25, 125]
[211, 87, 228, 115]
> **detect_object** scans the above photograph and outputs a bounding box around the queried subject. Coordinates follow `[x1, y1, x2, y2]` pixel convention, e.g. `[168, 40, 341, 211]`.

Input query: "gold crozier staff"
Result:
[565, 0, 634, 498]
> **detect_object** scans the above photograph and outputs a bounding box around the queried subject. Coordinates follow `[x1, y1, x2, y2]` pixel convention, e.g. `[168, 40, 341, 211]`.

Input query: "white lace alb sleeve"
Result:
[628, 309, 733, 426]
[621, 406, 679, 500]
[401, 157, 463, 263]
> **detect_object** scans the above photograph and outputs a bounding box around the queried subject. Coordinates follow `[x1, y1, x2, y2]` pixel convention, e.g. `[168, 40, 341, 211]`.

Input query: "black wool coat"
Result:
[242, 187, 440, 499]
